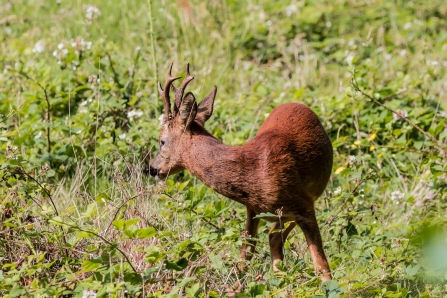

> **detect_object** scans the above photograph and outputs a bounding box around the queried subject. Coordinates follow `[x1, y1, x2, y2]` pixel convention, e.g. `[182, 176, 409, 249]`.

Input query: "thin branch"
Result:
[147, 0, 159, 112]
[11, 166, 69, 257]
[35, 82, 51, 153]
[50, 219, 137, 273]
[351, 74, 447, 154]
[161, 192, 220, 230]
[106, 52, 123, 88]
[104, 191, 150, 235]
[323, 172, 376, 231]
[19, 169, 59, 216]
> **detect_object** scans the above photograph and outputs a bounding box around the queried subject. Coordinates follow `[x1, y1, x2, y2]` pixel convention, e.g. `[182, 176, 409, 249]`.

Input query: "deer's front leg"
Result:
[239, 207, 260, 262]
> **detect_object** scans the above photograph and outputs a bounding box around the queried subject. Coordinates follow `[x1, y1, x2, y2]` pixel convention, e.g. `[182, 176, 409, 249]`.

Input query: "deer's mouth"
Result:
[149, 166, 161, 177]
[149, 166, 170, 179]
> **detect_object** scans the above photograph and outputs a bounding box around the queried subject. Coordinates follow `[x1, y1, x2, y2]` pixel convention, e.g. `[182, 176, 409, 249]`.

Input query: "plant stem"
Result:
[351, 74, 447, 154]
[324, 172, 376, 231]
[51, 218, 137, 273]
[147, 0, 159, 113]
[36, 82, 51, 153]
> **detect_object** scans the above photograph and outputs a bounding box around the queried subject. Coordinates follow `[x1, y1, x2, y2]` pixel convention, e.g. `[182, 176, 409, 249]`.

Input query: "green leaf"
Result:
[10, 287, 26, 297]
[209, 253, 223, 270]
[46, 169, 55, 177]
[135, 227, 157, 239]
[249, 284, 265, 296]
[82, 258, 102, 272]
[346, 221, 358, 236]
[165, 258, 188, 271]
[123, 229, 135, 238]
[177, 180, 190, 191]
[185, 282, 201, 297]
[95, 193, 111, 203]
[113, 218, 140, 231]
[405, 264, 420, 276]
[76, 231, 95, 239]
[253, 212, 277, 219]
[124, 272, 143, 284]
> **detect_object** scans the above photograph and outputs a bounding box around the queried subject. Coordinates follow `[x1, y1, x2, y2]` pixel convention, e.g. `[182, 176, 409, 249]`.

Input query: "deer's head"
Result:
[149, 64, 217, 179]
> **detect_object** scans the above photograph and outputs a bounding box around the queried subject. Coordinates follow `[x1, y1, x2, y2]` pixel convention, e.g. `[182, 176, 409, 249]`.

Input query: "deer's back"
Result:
[245, 103, 332, 212]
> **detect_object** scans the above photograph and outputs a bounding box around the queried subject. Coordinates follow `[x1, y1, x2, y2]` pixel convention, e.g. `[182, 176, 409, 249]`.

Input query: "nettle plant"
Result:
[1, 37, 157, 178]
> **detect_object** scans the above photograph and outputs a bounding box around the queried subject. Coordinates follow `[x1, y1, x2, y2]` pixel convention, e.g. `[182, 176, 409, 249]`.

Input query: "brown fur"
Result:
[150, 66, 333, 281]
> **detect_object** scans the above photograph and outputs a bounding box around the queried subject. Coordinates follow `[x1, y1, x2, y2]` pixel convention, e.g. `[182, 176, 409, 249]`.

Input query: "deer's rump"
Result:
[245, 102, 333, 210]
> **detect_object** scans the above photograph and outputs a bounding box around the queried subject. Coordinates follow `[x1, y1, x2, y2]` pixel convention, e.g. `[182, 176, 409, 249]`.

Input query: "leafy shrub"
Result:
[0, 0, 446, 297]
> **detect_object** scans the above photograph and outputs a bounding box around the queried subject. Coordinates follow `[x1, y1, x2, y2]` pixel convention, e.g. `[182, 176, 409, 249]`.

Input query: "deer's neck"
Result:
[181, 130, 256, 203]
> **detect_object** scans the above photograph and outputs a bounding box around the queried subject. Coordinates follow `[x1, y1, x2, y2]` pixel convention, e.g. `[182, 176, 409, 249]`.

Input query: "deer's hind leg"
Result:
[295, 208, 332, 281]
[239, 207, 260, 261]
[268, 219, 297, 271]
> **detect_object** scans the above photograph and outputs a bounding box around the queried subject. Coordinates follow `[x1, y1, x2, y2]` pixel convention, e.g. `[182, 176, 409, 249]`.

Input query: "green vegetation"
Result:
[1, 0, 447, 296]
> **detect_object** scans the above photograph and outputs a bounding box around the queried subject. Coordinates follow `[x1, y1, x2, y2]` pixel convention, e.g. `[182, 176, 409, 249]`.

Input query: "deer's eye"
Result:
[160, 140, 165, 147]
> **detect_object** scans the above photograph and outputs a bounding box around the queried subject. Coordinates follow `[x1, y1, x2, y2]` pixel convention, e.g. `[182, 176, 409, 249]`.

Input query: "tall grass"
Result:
[0, 0, 446, 296]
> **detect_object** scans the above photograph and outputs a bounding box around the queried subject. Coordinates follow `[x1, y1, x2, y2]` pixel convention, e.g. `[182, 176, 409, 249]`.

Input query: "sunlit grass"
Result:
[0, 0, 446, 296]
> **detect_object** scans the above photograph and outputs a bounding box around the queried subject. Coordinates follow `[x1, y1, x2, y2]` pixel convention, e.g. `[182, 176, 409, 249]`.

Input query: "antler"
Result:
[158, 63, 181, 120]
[172, 63, 195, 114]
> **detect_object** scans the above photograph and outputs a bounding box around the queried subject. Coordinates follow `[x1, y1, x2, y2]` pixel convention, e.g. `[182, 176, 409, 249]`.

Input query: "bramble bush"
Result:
[0, 0, 446, 297]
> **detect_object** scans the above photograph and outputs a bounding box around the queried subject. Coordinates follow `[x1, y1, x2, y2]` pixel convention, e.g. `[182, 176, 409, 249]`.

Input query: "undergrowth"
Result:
[0, 0, 447, 297]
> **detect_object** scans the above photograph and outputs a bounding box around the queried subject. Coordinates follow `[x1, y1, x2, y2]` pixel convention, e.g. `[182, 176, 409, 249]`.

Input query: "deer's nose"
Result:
[149, 166, 158, 177]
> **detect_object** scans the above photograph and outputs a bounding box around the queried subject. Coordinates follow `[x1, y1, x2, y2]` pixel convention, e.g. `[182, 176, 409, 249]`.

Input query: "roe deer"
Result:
[149, 64, 333, 281]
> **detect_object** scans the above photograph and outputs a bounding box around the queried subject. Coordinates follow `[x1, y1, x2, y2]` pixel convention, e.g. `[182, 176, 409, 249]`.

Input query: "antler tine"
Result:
[158, 63, 181, 120]
[174, 63, 195, 113]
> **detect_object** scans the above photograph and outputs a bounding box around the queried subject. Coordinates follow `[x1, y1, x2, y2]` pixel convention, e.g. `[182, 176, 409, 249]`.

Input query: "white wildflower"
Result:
[127, 109, 143, 121]
[32, 40, 45, 53]
[285, 4, 298, 16]
[390, 190, 404, 204]
[79, 39, 92, 51]
[438, 111, 447, 118]
[399, 49, 406, 56]
[403, 22, 412, 30]
[326, 21, 332, 27]
[333, 186, 342, 196]
[85, 5, 101, 23]
[266, 20, 272, 27]
[118, 133, 126, 140]
[345, 54, 354, 65]
[34, 131, 43, 139]
[385, 54, 392, 61]
[53, 42, 70, 61]
[135, 46, 141, 52]
[82, 290, 97, 298]
[393, 109, 408, 121]
[348, 155, 356, 165]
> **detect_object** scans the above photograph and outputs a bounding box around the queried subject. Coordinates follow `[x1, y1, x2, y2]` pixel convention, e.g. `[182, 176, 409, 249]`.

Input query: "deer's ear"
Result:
[177, 92, 197, 129]
[195, 86, 217, 126]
